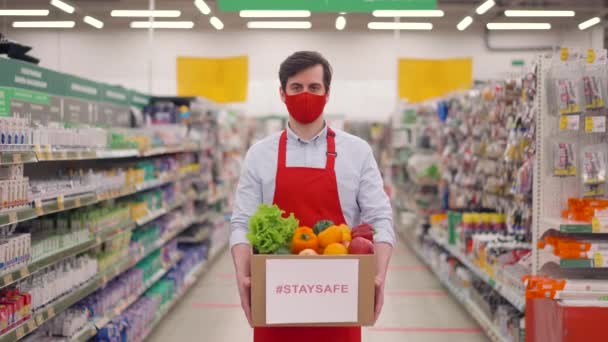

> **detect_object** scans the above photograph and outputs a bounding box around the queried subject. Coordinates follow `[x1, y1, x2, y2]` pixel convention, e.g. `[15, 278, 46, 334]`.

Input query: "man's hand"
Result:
[374, 276, 385, 323]
[373, 242, 393, 324]
[232, 244, 253, 327]
[237, 274, 253, 326]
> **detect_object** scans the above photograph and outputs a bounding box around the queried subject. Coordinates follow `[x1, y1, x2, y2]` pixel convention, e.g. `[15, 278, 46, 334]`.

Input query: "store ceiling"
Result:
[0, 0, 606, 31]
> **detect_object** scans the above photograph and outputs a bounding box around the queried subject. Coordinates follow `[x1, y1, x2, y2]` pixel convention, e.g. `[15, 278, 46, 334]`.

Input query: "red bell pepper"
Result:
[351, 223, 374, 242]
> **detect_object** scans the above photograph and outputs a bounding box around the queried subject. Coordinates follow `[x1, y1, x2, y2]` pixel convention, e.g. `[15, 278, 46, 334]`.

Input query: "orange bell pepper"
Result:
[291, 227, 319, 254]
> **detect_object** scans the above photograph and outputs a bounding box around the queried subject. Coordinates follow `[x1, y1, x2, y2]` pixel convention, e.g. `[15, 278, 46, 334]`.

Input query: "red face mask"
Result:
[284, 92, 327, 124]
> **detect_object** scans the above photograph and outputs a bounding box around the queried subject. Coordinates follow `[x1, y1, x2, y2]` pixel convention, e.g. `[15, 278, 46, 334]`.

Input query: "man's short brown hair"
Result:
[279, 51, 333, 91]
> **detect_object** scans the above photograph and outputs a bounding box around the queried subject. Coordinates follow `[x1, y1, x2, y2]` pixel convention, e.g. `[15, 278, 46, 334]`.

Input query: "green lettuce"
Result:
[247, 204, 299, 254]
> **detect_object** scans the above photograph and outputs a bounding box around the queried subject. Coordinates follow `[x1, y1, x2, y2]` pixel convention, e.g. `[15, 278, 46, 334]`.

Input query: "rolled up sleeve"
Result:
[357, 146, 395, 246]
[230, 149, 262, 248]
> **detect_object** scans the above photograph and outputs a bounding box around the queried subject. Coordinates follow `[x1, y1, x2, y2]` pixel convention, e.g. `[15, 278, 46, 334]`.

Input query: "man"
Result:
[230, 51, 394, 342]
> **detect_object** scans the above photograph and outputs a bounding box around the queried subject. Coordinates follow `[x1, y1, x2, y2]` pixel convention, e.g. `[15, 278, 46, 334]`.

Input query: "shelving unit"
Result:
[5, 142, 201, 165]
[0, 55, 246, 342]
[401, 230, 508, 342]
[389, 71, 535, 342]
[89, 253, 183, 332]
[429, 234, 526, 312]
[135, 241, 228, 342]
[1, 202, 213, 342]
[0, 167, 200, 229]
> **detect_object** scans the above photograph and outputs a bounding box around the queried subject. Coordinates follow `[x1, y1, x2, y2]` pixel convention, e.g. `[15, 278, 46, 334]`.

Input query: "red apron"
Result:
[253, 127, 361, 342]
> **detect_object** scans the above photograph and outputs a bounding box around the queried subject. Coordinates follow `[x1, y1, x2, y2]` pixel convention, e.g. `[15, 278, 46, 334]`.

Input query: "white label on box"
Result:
[265, 259, 359, 325]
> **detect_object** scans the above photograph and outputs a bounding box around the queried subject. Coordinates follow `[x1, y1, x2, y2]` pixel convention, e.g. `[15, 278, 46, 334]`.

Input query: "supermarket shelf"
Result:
[140, 143, 200, 157]
[0, 151, 37, 165]
[0, 198, 189, 290]
[0, 211, 204, 342]
[401, 234, 508, 342]
[0, 239, 97, 289]
[0, 169, 199, 229]
[193, 212, 213, 224]
[136, 197, 189, 227]
[68, 324, 97, 342]
[543, 217, 595, 234]
[0, 220, 135, 290]
[136, 208, 167, 227]
[92, 252, 184, 330]
[28, 142, 200, 163]
[429, 234, 526, 312]
[136, 240, 228, 342]
[0, 273, 102, 342]
[177, 227, 211, 244]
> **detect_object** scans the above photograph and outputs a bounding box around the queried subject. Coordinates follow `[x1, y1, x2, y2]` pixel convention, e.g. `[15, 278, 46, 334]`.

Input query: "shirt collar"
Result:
[287, 122, 328, 144]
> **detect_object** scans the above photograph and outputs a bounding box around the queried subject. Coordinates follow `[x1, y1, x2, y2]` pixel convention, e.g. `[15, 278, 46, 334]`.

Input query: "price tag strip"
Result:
[35, 199, 44, 216]
[560, 115, 580, 131]
[57, 195, 65, 211]
[585, 116, 607, 133]
[8, 211, 17, 223]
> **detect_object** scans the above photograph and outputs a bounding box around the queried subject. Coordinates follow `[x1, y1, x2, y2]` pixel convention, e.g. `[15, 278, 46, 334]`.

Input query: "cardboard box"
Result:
[251, 254, 375, 327]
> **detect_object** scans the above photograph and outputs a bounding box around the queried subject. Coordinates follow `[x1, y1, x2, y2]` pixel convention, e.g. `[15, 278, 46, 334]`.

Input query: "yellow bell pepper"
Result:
[339, 224, 352, 242]
[317, 225, 343, 248]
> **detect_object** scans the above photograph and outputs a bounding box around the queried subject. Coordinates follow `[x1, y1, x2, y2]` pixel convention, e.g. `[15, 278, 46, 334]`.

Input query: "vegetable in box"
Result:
[247, 204, 298, 254]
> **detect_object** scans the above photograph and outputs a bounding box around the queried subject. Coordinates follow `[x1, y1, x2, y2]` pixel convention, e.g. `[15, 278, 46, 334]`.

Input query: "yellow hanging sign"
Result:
[398, 58, 473, 103]
[177, 56, 248, 103]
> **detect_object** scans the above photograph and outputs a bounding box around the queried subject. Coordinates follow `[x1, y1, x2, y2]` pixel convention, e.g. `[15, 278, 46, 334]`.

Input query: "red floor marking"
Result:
[192, 303, 241, 309]
[369, 327, 482, 333]
[385, 290, 447, 297]
[389, 265, 429, 272]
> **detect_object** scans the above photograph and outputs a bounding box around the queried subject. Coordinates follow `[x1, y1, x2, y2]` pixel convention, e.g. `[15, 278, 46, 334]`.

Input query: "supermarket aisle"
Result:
[149, 239, 488, 342]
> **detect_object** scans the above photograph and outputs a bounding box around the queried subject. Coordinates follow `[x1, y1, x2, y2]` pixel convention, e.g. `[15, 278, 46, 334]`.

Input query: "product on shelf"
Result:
[0, 232, 31, 274]
[0, 164, 30, 211]
[22, 307, 89, 341]
[19, 255, 97, 312]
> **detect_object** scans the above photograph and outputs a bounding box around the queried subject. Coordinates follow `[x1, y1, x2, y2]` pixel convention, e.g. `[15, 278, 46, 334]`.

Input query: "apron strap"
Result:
[326, 127, 337, 171]
[278, 130, 288, 169]
[278, 127, 337, 170]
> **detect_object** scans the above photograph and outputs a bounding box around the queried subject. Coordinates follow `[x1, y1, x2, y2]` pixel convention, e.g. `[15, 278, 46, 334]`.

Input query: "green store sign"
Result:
[130, 91, 150, 109]
[101, 85, 130, 106]
[0, 57, 150, 108]
[218, 0, 437, 12]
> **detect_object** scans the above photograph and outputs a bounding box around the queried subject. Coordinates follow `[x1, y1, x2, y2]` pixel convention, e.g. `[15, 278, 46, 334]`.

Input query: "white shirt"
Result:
[230, 125, 395, 247]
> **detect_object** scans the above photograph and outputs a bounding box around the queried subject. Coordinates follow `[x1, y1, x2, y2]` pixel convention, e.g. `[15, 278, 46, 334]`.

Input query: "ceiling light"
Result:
[476, 0, 495, 15]
[13, 21, 75, 28]
[83, 16, 103, 29]
[339, 12, 346, 15]
[372, 10, 444, 17]
[579, 17, 601, 30]
[0, 10, 49, 16]
[239, 10, 311, 18]
[194, 0, 211, 15]
[130, 21, 194, 29]
[210, 16, 224, 30]
[247, 21, 312, 29]
[505, 10, 575, 17]
[368, 22, 433, 30]
[336, 16, 346, 30]
[486, 22, 551, 30]
[457, 16, 473, 31]
[112, 10, 181, 18]
[50, 0, 75, 14]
